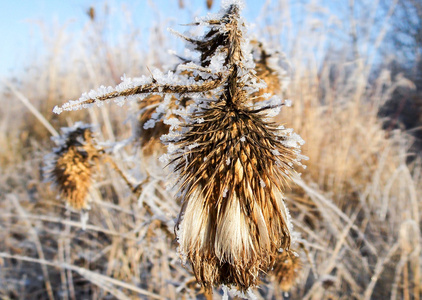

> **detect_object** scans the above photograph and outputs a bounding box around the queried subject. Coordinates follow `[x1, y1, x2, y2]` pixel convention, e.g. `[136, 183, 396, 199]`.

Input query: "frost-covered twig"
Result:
[53, 72, 224, 114]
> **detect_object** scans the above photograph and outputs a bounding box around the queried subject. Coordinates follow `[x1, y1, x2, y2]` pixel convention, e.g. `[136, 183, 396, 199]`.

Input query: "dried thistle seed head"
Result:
[135, 94, 189, 156]
[44, 122, 100, 210]
[173, 101, 301, 290]
[53, 1, 306, 294]
[251, 40, 290, 98]
[255, 61, 282, 96]
[182, 4, 244, 68]
[272, 249, 301, 292]
[161, 3, 306, 292]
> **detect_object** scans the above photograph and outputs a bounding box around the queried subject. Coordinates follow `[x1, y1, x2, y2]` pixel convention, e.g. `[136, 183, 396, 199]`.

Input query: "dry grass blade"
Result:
[7, 194, 55, 300]
[57, 239, 69, 300]
[2, 78, 59, 137]
[363, 243, 400, 300]
[302, 211, 358, 300]
[293, 178, 378, 256]
[0, 213, 137, 239]
[0, 252, 165, 300]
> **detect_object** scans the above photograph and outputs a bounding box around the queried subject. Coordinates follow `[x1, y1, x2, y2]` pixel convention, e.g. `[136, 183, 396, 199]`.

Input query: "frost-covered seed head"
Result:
[51, 0, 306, 294]
[44, 123, 100, 210]
[166, 3, 304, 291]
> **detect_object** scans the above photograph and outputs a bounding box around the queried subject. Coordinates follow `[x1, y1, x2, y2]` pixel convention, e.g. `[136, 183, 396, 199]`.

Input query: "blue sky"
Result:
[0, 0, 265, 77]
[0, 0, 87, 75]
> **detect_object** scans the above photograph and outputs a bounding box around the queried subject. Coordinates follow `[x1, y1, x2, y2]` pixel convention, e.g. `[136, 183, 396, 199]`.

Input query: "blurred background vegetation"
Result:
[0, 0, 421, 299]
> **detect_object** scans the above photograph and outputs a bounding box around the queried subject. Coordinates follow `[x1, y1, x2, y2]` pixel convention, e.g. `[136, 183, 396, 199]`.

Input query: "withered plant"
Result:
[272, 249, 301, 292]
[52, 1, 305, 294]
[44, 122, 100, 210]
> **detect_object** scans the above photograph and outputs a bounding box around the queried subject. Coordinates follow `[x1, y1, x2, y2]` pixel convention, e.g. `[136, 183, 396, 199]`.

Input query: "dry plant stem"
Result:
[106, 238, 120, 278]
[65, 211, 76, 300]
[58, 74, 224, 111]
[412, 249, 421, 300]
[102, 154, 143, 194]
[7, 194, 55, 300]
[363, 242, 400, 300]
[291, 221, 329, 251]
[401, 165, 421, 225]
[88, 189, 118, 235]
[403, 261, 410, 300]
[100, 105, 116, 143]
[337, 264, 362, 295]
[88, 188, 135, 215]
[0, 252, 165, 300]
[298, 240, 319, 279]
[203, 288, 213, 300]
[94, 282, 131, 300]
[2, 79, 59, 137]
[294, 178, 378, 256]
[0, 213, 136, 240]
[322, 211, 359, 274]
[302, 212, 359, 300]
[58, 239, 69, 300]
[391, 248, 413, 299]
[390, 252, 407, 300]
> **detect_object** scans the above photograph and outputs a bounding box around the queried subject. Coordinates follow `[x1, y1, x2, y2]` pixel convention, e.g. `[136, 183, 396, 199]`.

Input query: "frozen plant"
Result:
[52, 0, 306, 294]
[44, 122, 143, 211]
[44, 122, 100, 210]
